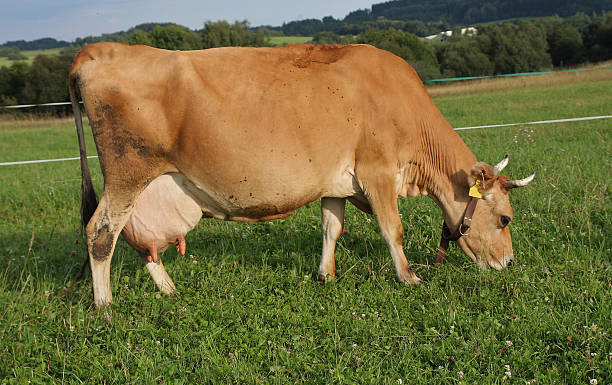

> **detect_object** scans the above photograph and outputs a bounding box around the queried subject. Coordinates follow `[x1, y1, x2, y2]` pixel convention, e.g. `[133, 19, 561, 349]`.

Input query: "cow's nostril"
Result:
[506, 259, 514, 267]
[500, 215, 511, 227]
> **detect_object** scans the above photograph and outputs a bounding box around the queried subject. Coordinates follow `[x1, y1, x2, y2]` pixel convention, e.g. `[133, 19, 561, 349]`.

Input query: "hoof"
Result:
[159, 287, 176, 296]
[318, 273, 334, 284]
[94, 306, 113, 321]
[158, 280, 176, 295]
[398, 274, 421, 286]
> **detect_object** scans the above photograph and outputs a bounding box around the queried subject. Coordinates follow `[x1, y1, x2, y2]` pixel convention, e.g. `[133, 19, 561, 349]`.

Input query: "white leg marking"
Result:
[318, 197, 346, 282]
[145, 259, 177, 295]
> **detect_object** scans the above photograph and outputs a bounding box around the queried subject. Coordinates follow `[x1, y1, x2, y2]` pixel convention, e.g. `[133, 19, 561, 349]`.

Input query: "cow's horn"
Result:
[503, 172, 535, 189]
[493, 154, 509, 175]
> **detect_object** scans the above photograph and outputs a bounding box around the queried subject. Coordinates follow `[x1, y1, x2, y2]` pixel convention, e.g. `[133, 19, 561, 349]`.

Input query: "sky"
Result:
[0, 0, 375, 44]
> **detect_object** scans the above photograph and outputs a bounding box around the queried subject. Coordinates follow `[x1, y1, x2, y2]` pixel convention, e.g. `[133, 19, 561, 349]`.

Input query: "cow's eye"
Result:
[500, 215, 512, 228]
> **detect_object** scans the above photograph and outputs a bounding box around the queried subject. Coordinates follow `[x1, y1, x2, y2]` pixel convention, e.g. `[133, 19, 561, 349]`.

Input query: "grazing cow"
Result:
[69, 43, 533, 308]
[121, 173, 202, 294]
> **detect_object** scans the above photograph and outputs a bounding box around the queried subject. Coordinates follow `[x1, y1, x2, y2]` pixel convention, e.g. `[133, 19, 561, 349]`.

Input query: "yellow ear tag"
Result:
[469, 180, 483, 199]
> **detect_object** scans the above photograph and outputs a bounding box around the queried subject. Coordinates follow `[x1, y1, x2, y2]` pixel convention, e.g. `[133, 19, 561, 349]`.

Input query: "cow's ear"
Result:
[469, 162, 496, 192]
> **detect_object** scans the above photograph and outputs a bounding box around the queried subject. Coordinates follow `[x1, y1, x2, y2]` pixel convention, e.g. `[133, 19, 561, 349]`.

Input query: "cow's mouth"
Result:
[457, 238, 514, 270]
[485, 254, 514, 270]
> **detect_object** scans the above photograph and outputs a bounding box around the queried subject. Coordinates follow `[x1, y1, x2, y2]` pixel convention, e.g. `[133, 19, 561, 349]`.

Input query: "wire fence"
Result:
[1, 64, 610, 166]
[1, 115, 610, 166]
[0, 101, 79, 109]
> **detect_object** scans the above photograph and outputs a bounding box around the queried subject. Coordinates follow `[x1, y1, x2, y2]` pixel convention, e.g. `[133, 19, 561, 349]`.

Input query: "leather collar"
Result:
[435, 196, 479, 264]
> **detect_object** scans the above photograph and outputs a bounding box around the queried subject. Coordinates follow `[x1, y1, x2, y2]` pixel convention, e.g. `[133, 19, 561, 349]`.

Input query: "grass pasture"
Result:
[269, 36, 313, 46]
[0, 73, 610, 383]
[0, 48, 64, 68]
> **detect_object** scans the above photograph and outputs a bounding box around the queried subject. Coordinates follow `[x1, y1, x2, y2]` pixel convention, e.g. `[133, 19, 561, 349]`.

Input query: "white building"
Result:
[425, 27, 478, 40]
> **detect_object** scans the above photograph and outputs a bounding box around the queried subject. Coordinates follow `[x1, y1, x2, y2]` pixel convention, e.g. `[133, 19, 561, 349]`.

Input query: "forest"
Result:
[347, 0, 612, 25]
[0, 9, 611, 110]
[275, 0, 612, 36]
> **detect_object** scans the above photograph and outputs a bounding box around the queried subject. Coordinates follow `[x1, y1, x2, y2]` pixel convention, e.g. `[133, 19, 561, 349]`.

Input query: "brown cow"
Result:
[121, 173, 202, 294]
[69, 43, 533, 308]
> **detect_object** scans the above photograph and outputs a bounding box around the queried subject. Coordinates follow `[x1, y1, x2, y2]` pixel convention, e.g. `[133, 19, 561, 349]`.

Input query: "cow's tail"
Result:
[64, 69, 98, 292]
[69, 72, 98, 230]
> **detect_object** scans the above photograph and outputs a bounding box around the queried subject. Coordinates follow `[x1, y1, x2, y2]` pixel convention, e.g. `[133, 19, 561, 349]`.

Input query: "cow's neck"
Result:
[408, 119, 477, 232]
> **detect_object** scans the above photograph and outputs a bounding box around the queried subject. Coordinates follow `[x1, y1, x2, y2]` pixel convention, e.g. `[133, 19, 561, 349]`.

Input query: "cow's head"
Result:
[456, 155, 534, 270]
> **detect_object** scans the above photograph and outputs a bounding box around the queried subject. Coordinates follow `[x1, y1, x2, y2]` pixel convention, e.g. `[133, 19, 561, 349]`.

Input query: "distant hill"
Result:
[278, 0, 612, 35]
[346, 0, 612, 24]
[2, 37, 70, 51]
[1, 23, 179, 51]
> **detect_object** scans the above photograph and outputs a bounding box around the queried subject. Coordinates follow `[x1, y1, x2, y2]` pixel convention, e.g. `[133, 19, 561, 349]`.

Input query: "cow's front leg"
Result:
[318, 197, 346, 282]
[364, 179, 421, 285]
[144, 257, 176, 295]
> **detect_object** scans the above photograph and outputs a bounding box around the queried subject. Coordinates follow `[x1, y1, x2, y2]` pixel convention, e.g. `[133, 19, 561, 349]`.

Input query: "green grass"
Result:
[0, 48, 64, 68]
[269, 36, 313, 46]
[433, 78, 612, 128]
[0, 77, 610, 383]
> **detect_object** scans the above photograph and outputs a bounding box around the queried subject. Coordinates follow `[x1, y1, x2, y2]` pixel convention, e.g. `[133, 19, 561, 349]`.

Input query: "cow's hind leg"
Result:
[318, 197, 346, 282]
[363, 177, 421, 285]
[87, 190, 143, 308]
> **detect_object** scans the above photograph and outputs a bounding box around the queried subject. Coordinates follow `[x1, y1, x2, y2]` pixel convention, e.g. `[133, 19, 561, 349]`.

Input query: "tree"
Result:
[437, 38, 494, 77]
[2, 37, 70, 50]
[22, 53, 74, 108]
[311, 32, 355, 45]
[0, 46, 22, 58]
[7, 51, 28, 61]
[149, 24, 201, 50]
[357, 28, 441, 79]
[202, 21, 232, 47]
[583, 11, 612, 62]
[128, 30, 152, 46]
[344, 9, 372, 24]
[547, 23, 585, 66]
[201, 21, 268, 49]
[477, 22, 551, 74]
[515, 21, 552, 71]
[281, 19, 326, 36]
[0, 62, 29, 105]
